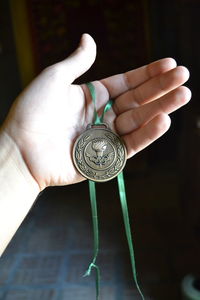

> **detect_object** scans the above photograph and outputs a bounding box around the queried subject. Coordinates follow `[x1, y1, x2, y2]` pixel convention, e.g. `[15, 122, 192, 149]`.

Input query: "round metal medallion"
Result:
[73, 124, 127, 182]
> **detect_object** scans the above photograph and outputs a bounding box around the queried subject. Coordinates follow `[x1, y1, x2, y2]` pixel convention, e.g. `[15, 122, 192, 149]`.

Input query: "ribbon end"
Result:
[83, 262, 94, 277]
[83, 269, 91, 277]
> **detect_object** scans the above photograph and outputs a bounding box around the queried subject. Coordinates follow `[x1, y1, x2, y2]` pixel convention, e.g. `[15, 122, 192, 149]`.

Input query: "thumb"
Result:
[59, 33, 96, 83]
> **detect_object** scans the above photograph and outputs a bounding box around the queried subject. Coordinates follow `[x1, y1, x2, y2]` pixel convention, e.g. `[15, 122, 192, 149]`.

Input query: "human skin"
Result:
[0, 34, 191, 255]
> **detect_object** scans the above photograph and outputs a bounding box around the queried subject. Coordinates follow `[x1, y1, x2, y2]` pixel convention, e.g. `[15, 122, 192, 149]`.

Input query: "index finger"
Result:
[100, 57, 177, 99]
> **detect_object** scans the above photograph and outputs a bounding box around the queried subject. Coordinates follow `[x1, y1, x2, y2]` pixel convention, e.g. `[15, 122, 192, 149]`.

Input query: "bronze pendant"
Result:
[73, 124, 127, 182]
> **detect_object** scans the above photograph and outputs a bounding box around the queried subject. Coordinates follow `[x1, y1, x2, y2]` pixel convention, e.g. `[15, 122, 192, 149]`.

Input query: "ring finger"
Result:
[115, 86, 191, 136]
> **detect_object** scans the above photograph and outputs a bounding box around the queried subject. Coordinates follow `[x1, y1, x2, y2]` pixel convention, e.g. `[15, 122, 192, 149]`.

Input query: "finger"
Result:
[123, 113, 171, 158]
[51, 33, 96, 83]
[100, 57, 177, 98]
[116, 86, 191, 135]
[114, 66, 190, 114]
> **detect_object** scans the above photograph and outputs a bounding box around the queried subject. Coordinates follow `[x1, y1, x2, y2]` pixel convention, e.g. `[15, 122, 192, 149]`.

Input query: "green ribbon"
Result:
[83, 180, 100, 298]
[84, 82, 145, 300]
[117, 172, 145, 300]
[86, 82, 113, 125]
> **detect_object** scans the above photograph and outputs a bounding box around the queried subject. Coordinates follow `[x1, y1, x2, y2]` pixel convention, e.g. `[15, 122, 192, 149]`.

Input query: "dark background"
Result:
[0, 0, 200, 299]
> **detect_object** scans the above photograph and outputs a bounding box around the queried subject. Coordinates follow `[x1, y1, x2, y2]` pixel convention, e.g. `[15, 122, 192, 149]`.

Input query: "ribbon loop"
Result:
[86, 82, 114, 125]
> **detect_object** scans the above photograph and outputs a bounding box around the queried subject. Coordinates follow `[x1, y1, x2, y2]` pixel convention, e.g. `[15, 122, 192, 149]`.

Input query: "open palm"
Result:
[3, 34, 191, 190]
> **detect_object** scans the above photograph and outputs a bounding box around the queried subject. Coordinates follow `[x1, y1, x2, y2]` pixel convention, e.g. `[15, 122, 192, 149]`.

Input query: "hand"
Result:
[2, 34, 191, 190]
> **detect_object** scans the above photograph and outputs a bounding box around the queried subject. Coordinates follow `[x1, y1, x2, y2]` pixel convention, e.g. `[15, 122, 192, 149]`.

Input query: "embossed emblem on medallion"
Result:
[73, 124, 127, 182]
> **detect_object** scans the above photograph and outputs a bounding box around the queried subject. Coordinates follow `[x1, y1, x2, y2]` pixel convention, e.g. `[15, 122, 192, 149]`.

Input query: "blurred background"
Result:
[0, 0, 200, 299]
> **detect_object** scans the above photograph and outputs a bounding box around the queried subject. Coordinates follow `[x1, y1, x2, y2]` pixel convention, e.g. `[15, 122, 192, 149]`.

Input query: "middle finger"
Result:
[114, 66, 190, 115]
[115, 86, 191, 136]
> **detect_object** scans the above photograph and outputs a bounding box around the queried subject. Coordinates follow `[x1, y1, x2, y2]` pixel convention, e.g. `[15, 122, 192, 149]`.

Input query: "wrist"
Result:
[0, 130, 40, 195]
[0, 129, 40, 255]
